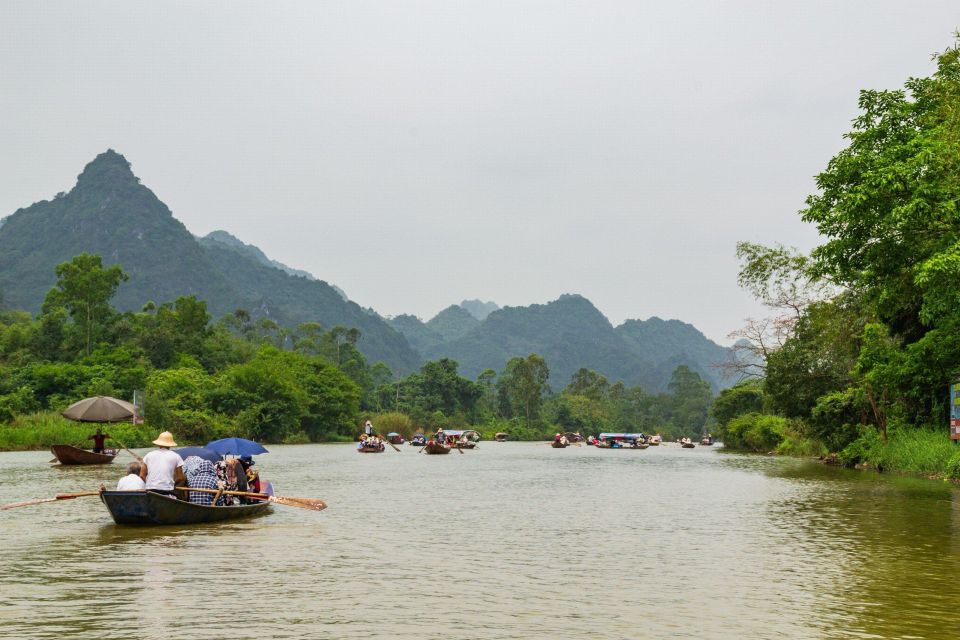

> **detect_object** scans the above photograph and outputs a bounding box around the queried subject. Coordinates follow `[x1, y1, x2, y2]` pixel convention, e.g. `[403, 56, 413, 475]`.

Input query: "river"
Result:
[1, 442, 958, 639]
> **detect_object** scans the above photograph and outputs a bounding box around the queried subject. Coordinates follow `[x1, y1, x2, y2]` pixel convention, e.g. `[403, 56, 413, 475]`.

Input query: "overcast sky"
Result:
[1, 1, 958, 343]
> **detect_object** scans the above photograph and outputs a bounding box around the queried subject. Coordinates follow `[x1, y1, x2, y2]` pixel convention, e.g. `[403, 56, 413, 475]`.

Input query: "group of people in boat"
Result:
[358, 433, 386, 451]
[113, 431, 263, 506]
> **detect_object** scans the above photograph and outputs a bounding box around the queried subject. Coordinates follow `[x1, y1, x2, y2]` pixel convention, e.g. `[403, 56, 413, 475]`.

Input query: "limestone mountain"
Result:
[0, 150, 419, 373]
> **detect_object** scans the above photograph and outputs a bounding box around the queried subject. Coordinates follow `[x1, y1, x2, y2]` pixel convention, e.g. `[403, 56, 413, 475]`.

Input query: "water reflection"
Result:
[2, 445, 960, 638]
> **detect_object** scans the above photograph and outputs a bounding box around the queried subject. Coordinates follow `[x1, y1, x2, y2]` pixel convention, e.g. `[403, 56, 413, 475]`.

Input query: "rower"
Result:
[88, 426, 111, 454]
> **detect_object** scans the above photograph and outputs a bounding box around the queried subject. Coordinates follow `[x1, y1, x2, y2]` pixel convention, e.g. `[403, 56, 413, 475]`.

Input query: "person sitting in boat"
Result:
[116, 462, 145, 490]
[139, 431, 185, 496]
[239, 456, 261, 495]
[184, 456, 220, 505]
[88, 427, 111, 454]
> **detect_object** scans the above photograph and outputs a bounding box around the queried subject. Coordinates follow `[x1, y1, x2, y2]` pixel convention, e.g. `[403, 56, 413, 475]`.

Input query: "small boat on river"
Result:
[442, 429, 480, 449]
[551, 440, 568, 448]
[494, 432, 508, 442]
[595, 433, 648, 449]
[648, 435, 662, 446]
[50, 444, 117, 465]
[100, 490, 271, 525]
[387, 432, 405, 445]
[680, 438, 696, 448]
[409, 433, 427, 446]
[423, 441, 452, 455]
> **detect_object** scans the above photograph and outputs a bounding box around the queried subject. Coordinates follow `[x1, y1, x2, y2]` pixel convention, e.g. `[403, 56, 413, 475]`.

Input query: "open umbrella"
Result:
[62, 396, 137, 423]
[174, 447, 222, 463]
[205, 437, 269, 457]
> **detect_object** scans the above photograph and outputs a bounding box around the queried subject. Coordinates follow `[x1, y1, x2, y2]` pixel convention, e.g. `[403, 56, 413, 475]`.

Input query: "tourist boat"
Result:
[441, 429, 480, 449]
[423, 441, 452, 455]
[648, 435, 662, 446]
[387, 432, 405, 445]
[409, 434, 427, 446]
[700, 436, 714, 446]
[494, 432, 508, 442]
[681, 441, 696, 448]
[564, 431, 584, 443]
[358, 441, 385, 453]
[50, 444, 117, 465]
[551, 439, 568, 448]
[595, 433, 649, 449]
[100, 489, 271, 525]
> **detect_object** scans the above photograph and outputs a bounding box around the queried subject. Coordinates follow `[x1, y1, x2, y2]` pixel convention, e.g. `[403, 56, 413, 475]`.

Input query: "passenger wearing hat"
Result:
[139, 431, 185, 495]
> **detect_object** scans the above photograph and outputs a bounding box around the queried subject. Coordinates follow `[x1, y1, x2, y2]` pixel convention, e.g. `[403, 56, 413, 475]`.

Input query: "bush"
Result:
[364, 412, 414, 438]
[725, 413, 788, 452]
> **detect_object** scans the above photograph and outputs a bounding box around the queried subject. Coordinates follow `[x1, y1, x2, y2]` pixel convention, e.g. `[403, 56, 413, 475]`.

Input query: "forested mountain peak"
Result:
[0, 150, 419, 373]
[460, 299, 499, 320]
[426, 305, 479, 342]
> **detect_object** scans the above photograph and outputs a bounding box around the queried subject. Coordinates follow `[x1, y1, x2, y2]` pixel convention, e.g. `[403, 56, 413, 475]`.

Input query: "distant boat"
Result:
[386, 432, 405, 445]
[551, 440, 568, 448]
[50, 444, 117, 465]
[494, 432, 508, 442]
[595, 433, 649, 449]
[409, 433, 427, 446]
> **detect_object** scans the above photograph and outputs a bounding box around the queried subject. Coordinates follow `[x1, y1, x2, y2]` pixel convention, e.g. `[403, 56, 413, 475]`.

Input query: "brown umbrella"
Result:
[62, 396, 137, 423]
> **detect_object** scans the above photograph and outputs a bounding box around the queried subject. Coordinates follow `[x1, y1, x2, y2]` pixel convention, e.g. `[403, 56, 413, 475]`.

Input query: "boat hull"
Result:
[358, 446, 384, 453]
[681, 443, 696, 448]
[100, 490, 271, 525]
[424, 442, 451, 455]
[50, 444, 117, 465]
[551, 441, 568, 448]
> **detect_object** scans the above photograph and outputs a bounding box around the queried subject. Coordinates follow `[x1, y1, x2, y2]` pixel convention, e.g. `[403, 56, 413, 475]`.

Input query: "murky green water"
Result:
[1, 443, 959, 639]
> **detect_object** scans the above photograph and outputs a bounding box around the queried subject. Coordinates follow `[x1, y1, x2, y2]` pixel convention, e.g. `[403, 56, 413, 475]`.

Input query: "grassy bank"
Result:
[839, 428, 960, 478]
[0, 412, 161, 451]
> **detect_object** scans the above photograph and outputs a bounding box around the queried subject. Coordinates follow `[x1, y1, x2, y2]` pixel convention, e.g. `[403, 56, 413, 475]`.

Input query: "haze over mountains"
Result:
[0, 151, 734, 390]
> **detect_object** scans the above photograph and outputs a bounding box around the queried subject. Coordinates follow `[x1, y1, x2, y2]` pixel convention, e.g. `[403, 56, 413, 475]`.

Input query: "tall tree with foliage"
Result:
[43, 253, 127, 356]
[498, 353, 550, 426]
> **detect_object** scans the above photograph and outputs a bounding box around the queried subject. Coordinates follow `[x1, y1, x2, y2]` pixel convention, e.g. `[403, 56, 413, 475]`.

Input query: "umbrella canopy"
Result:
[62, 396, 137, 423]
[205, 437, 269, 457]
[173, 447, 222, 463]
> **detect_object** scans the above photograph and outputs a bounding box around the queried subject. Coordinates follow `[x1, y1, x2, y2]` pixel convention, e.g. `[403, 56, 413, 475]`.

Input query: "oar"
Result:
[379, 434, 400, 452]
[110, 437, 143, 461]
[456, 444, 464, 454]
[175, 487, 327, 511]
[2, 491, 101, 510]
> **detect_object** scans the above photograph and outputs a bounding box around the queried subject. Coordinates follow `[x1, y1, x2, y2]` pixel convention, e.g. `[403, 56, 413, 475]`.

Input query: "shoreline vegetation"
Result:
[712, 40, 960, 485]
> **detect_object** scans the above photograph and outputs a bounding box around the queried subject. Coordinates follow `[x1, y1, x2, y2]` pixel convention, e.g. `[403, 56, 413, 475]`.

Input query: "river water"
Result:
[1, 442, 959, 639]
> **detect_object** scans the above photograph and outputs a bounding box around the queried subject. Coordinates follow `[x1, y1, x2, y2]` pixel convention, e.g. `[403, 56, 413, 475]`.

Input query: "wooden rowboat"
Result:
[681, 442, 696, 448]
[358, 444, 384, 453]
[551, 441, 568, 448]
[423, 441, 452, 455]
[100, 490, 272, 525]
[50, 444, 117, 465]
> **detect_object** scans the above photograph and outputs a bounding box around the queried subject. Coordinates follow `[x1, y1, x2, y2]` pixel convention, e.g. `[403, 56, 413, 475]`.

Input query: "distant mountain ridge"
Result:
[391, 295, 734, 392]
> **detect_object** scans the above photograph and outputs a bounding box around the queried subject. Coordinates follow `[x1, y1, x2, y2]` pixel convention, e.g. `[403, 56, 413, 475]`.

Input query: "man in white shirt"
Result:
[139, 431, 185, 494]
[116, 462, 146, 490]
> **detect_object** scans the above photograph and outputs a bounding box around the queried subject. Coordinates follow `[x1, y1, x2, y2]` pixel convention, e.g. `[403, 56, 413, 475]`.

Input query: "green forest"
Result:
[712, 41, 960, 478]
[0, 253, 714, 450]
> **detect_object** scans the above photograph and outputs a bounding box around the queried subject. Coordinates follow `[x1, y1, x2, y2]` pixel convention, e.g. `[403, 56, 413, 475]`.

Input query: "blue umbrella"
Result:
[174, 446, 222, 463]
[205, 437, 269, 457]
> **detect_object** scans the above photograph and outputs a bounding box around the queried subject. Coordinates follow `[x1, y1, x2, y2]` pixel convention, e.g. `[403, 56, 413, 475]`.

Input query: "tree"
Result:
[43, 254, 127, 355]
[499, 353, 550, 426]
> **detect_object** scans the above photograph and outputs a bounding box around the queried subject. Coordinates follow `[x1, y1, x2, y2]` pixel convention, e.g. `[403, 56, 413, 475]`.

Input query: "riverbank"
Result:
[726, 425, 960, 482]
[0, 413, 158, 451]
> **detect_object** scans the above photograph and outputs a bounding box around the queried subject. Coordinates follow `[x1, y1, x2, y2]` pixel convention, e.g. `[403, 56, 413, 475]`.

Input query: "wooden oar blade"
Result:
[270, 496, 327, 511]
[2, 497, 57, 510]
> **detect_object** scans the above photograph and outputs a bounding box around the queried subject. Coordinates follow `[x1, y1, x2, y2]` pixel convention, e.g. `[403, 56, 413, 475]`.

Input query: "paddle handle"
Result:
[56, 491, 101, 499]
